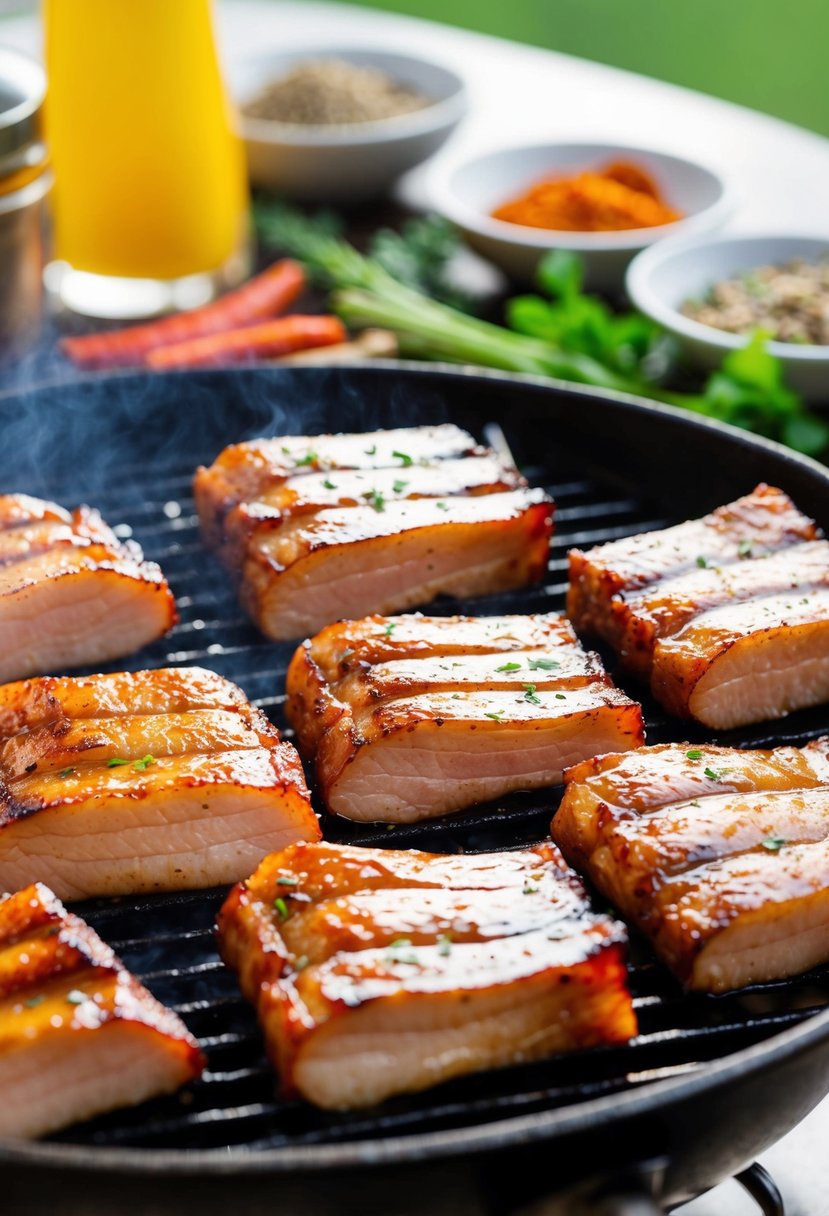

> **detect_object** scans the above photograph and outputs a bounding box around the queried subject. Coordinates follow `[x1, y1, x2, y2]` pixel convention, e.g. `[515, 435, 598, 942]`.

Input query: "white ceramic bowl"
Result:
[627, 233, 829, 403]
[429, 142, 731, 291]
[230, 48, 467, 203]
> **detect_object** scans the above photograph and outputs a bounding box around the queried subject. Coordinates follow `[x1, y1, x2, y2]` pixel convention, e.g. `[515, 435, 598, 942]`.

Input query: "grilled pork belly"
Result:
[286, 612, 644, 822]
[552, 739, 829, 992]
[196, 425, 554, 640]
[0, 666, 319, 900]
[567, 484, 829, 727]
[217, 840, 637, 1109]
[0, 881, 204, 1138]
[0, 493, 177, 683]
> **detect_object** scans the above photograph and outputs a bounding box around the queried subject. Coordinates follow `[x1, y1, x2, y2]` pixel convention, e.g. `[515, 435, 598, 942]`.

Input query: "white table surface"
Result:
[2, 3, 828, 1211]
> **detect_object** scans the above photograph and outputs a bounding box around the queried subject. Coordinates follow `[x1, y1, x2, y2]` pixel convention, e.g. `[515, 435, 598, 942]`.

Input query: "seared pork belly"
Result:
[0, 882, 204, 1138]
[568, 484, 829, 728]
[552, 739, 829, 992]
[217, 840, 637, 1109]
[195, 425, 553, 640]
[0, 666, 319, 900]
[0, 492, 177, 682]
[286, 612, 644, 822]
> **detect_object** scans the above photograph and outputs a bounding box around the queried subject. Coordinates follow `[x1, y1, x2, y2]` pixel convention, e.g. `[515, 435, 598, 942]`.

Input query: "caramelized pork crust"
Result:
[0, 882, 203, 1138]
[195, 425, 554, 640]
[552, 739, 829, 992]
[217, 841, 637, 1108]
[567, 484, 829, 727]
[0, 666, 319, 900]
[286, 612, 644, 823]
[0, 493, 177, 682]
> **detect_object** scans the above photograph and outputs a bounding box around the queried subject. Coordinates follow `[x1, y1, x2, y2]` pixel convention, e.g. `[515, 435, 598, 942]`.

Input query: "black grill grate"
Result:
[21, 419, 828, 1153]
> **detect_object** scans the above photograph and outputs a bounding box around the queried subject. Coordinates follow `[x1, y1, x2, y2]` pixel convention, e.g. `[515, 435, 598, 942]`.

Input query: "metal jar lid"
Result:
[0, 46, 47, 188]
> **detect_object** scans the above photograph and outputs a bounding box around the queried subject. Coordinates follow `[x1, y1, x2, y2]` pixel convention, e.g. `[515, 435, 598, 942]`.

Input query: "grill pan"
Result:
[0, 363, 828, 1215]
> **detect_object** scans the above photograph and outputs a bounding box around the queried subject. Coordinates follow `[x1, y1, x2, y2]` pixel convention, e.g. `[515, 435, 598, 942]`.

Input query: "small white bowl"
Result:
[627, 233, 829, 403]
[230, 48, 467, 203]
[429, 142, 731, 291]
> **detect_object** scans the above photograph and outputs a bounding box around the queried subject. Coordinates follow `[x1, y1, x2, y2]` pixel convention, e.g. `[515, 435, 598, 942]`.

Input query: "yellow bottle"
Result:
[43, 0, 248, 315]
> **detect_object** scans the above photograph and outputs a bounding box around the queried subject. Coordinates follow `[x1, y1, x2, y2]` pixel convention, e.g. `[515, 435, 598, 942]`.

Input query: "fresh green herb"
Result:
[495, 661, 522, 672]
[392, 479, 409, 494]
[738, 538, 754, 558]
[527, 657, 561, 671]
[703, 767, 724, 781]
[696, 555, 709, 569]
[294, 452, 316, 467]
[555, 693, 566, 700]
[392, 449, 414, 467]
[435, 501, 449, 511]
[25, 995, 45, 1008]
[523, 683, 542, 706]
[57, 767, 75, 779]
[761, 836, 787, 852]
[364, 443, 377, 455]
[385, 823, 396, 831]
[686, 749, 703, 760]
[386, 937, 419, 964]
[363, 488, 385, 512]
[437, 934, 452, 957]
[294, 955, 309, 972]
[273, 897, 290, 921]
[383, 622, 396, 637]
[276, 875, 299, 887]
[256, 203, 829, 457]
[134, 754, 155, 771]
[522, 882, 539, 895]
[485, 710, 504, 721]
[66, 990, 87, 1006]
[107, 757, 130, 768]
[322, 478, 337, 490]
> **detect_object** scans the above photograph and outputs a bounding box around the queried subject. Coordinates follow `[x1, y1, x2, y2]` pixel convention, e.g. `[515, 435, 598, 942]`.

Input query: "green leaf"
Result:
[783, 413, 829, 456]
[536, 249, 583, 302]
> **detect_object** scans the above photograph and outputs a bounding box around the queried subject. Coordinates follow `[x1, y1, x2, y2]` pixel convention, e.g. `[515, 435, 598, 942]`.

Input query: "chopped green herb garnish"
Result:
[322, 478, 337, 490]
[281, 445, 291, 455]
[25, 995, 45, 1009]
[703, 767, 729, 781]
[106, 757, 130, 768]
[133, 754, 155, 771]
[294, 955, 309, 972]
[522, 882, 539, 895]
[392, 479, 409, 494]
[527, 657, 561, 671]
[523, 683, 542, 706]
[294, 452, 316, 467]
[685, 749, 703, 760]
[738, 538, 754, 558]
[364, 488, 385, 512]
[392, 449, 413, 467]
[383, 622, 396, 637]
[495, 661, 522, 672]
[555, 693, 566, 700]
[761, 836, 787, 852]
[364, 443, 377, 455]
[696, 555, 709, 568]
[485, 710, 504, 721]
[273, 897, 290, 920]
[276, 875, 299, 887]
[66, 990, 87, 1006]
[437, 934, 452, 957]
[57, 767, 75, 779]
[386, 937, 418, 964]
[435, 501, 449, 511]
[689, 800, 701, 808]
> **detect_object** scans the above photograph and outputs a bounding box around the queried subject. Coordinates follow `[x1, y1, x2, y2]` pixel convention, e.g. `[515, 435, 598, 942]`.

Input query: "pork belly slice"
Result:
[218, 454, 521, 570]
[0, 882, 203, 1139]
[195, 423, 480, 550]
[242, 489, 553, 641]
[287, 611, 643, 823]
[568, 485, 829, 728]
[0, 493, 176, 682]
[0, 666, 319, 900]
[567, 483, 818, 643]
[217, 841, 636, 1109]
[552, 740, 829, 991]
